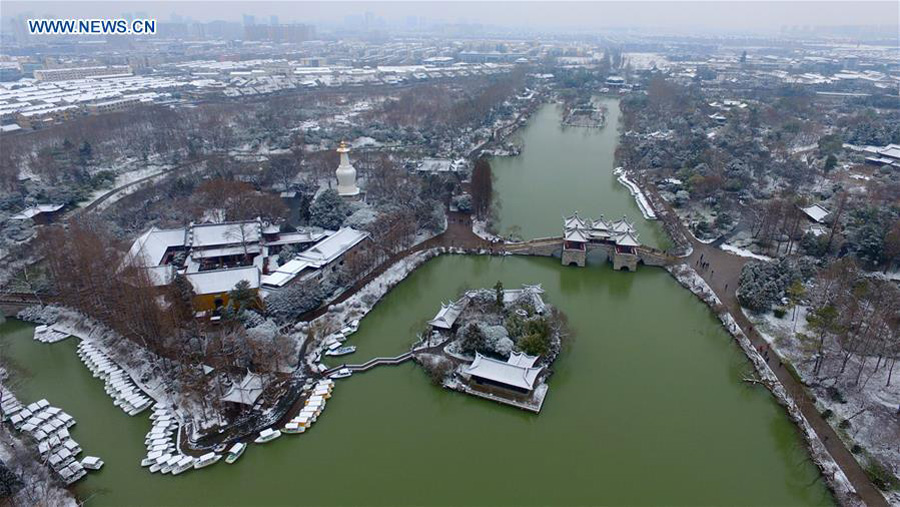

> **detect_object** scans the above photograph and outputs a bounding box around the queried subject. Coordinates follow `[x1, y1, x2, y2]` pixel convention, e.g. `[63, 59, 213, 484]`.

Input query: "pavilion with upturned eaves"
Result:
[561, 212, 642, 270]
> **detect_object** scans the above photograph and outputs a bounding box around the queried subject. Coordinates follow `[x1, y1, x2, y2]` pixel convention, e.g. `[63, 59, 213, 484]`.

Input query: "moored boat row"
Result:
[32, 324, 70, 344]
[2, 390, 93, 485]
[282, 379, 334, 435]
[76, 341, 153, 416]
[142, 406, 225, 475]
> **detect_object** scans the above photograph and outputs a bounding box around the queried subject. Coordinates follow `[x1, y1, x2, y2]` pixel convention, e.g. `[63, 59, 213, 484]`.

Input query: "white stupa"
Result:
[335, 141, 360, 197]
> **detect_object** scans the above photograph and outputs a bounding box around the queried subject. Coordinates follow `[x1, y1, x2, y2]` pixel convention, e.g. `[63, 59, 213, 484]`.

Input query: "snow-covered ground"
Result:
[614, 167, 657, 220]
[472, 219, 503, 242]
[81, 163, 172, 209]
[667, 264, 861, 505]
[747, 306, 900, 505]
[720, 243, 774, 261]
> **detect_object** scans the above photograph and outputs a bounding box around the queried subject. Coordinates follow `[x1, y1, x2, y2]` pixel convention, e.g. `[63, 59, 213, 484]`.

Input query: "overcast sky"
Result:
[3, 1, 898, 32]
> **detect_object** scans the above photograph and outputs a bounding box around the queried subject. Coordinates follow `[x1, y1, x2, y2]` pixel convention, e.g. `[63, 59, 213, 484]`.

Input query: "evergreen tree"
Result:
[228, 280, 257, 312]
[78, 141, 93, 163]
[309, 189, 350, 230]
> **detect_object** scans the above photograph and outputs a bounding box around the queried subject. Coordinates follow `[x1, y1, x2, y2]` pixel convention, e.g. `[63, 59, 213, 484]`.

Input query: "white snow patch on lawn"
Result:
[614, 167, 657, 220]
[720, 244, 774, 261]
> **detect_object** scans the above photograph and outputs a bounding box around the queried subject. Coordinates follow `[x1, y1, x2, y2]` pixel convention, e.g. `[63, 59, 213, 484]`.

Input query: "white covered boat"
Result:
[254, 428, 281, 444]
[329, 368, 352, 379]
[225, 443, 246, 464]
[150, 453, 172, 473]
[325, 345, 357, 357]
[160, 455, 181, 474]
[172, 456, 195, 475]
[283, 422, 305, 434]
[193, 452, 221, 469]
[142, 450, 163, 467]
[81, 456, 104, 470]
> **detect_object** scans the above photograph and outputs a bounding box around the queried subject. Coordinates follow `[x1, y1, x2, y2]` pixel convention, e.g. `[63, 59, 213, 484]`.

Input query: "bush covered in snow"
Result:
[417, 354, 455, 385]
[457, 322, 514, 357]
[452, 193, 472, 214]
[344, 207, 380, 229]
[17, 304, 61, 325]
[737, 257, 816, 312]
[265, 278, 330, 323]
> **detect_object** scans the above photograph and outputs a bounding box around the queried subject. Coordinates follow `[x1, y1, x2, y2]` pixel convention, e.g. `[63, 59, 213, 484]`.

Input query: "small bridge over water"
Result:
[499, 212, 674, 271]
[0, 292, 43, 318]
[323, 351, 413, 376]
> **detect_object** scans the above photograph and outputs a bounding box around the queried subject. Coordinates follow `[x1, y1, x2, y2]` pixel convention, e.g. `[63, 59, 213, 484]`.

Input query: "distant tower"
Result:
[335, 141, 360, 197]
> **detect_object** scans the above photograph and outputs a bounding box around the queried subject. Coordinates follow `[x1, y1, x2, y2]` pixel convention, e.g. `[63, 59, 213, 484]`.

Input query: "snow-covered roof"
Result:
[221, 371, 264, 405]
[564, 227, 589, 243]
[126, 227, 187, 267]
[417, 158, 460, 172]
[428, 299, 469, 329]
[264, 229, 328, 246]
[186, 266, 260, 295]
[191, 244, 262, 259]
[610, 216, 636, 234]
[464, 352, 543, 391]
[295, 227, 368, 267]
[260, 258, 315, 288]
[616, 232, 641, 248]
[189, 221, 261, 248]
[507, 351, 539, 368]
[801, 203, 830, 223]
[592, 216, 611, 231]
[564, 212, 587, 230]
[11, 203, 64, 220]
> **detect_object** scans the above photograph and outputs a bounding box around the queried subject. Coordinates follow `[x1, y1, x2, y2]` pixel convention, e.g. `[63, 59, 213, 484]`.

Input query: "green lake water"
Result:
[0, 99, 832, 506]
[490, 99, 669, 249]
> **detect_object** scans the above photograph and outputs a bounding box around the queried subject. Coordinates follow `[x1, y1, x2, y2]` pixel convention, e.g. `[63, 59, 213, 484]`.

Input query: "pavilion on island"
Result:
[463, 352, 543, 394]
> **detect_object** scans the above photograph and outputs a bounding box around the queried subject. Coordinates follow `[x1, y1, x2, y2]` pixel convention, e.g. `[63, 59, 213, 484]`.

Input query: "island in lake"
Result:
[413, 283, 569, 413]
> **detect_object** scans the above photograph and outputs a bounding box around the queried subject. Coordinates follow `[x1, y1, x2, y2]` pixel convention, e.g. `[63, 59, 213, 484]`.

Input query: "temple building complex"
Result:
[126, 220, 369, 314]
